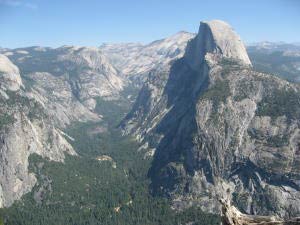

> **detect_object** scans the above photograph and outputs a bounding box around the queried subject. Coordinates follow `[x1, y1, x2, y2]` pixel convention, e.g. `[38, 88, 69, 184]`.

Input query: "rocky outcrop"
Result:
[0, 54, 22, 91]
[56, 46, 124, 101]
[0, 58, 76, 207]
[122, 20, 300, 218]
[25, 71, 100, 127]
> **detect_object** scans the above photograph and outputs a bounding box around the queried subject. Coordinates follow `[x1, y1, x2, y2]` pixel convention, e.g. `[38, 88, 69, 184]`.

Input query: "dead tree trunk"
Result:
[219, 199, 300, 225]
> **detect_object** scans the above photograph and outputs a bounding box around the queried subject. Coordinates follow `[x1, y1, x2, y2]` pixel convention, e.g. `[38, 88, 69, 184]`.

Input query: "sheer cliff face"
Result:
[0, 55, 76, 207]
[122, 20, 300, 217]
[185, 20, 251, 70]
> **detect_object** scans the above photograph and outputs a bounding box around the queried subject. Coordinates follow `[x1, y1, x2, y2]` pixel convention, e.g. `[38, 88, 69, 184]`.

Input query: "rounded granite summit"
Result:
[0, 54, 22, 91]
[185, 19, 252, 69]
[0, 54, 19, 75]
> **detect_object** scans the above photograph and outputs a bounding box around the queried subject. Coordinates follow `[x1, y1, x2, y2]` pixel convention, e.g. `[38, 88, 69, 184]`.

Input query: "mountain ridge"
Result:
[100, 31, 195, 85]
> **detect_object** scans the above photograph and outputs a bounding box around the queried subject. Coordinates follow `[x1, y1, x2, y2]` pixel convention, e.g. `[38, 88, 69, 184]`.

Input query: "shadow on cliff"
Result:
[147, 57, 213, 196]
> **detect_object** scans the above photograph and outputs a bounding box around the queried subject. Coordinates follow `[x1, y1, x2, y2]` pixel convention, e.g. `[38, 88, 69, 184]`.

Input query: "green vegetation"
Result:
[248, 129, 289, 147]
[0, 95, 220, 225]
[201, 79, 230, 123]
[2, 91, 46, 122]
[0, 114, 14, 129]
[266, 135, 289, 148]
[232, 192, 250, 211]
[21, 76, 36, 91]
[201, 79, 230, 105]
[5, 91, 30, 107]
[95, 84, 139, 127]
[220, 58, 245, 75]
[27, 101, 46, 121]
[233, 81, 256, 102]
[256, 88, 300, 121]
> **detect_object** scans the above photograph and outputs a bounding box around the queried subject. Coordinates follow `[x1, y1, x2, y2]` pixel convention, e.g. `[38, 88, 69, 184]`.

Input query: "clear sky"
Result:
[0, 0, 299, 48]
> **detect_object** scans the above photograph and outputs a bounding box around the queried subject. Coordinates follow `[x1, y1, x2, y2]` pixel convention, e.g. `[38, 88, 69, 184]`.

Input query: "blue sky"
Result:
[0, 0, 299, 48]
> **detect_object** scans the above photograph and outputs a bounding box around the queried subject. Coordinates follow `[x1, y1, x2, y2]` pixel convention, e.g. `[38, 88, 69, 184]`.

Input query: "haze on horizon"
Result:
[0, 0, 299, 48]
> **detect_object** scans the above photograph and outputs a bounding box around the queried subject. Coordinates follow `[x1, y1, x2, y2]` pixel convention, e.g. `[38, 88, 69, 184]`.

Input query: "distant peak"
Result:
[170, 31, 195, 38]
[176, 30, 193, 35]
[185, 20, 251, 69]
[57, 45, 100, 52]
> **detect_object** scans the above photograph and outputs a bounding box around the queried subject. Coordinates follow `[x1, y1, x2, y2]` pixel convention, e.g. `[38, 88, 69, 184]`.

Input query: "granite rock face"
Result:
[25, 71, 100, 127]
[122, 20, 300, 218]
[185, 20, 252, 70]
[0, 56, 76, 207]
[1, 46, 127, 126]
[0, 107, 76, 207]
[55, 46, 124, 101]
[0, 54, 22, 91]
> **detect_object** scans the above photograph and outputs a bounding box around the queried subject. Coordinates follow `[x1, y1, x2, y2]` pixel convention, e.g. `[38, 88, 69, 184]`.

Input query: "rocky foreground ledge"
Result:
[220, 200, 300, 225]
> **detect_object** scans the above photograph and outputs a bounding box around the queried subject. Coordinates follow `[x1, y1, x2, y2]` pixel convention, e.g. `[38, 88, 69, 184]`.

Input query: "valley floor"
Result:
[0, 97, 220, 225]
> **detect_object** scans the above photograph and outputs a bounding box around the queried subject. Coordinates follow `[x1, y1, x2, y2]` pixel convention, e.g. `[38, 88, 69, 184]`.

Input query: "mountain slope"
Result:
[2, 46, 126, 124]
[247, 43, 300, 83]
[100, 31, 195, 85]
[122, 20, 300, 218]
[1, 46, 131, 129]
[0, 55, 76, 207]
